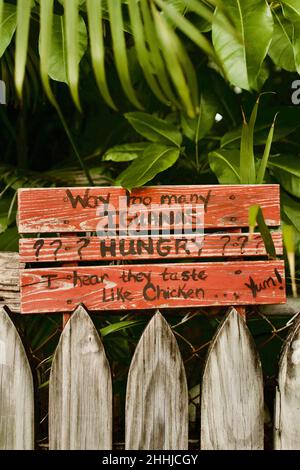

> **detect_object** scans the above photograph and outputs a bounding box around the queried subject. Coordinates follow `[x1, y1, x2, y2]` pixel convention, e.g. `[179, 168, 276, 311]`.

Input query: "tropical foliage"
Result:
[1, 0, 299, 447]
[1, 0, 299, 290]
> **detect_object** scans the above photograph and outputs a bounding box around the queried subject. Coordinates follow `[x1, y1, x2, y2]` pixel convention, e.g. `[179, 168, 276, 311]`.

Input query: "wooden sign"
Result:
[18, 184, 285, 314]
[20, 261, 285, 313]
[18, 185, 280, 233]
[19, 232, 283, 263]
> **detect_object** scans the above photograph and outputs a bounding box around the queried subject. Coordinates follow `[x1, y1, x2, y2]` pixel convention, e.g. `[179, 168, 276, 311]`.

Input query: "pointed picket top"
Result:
[125, 310, 188, 450]
[274, 314, 300, 449]
[0, 307, 34, 449]
[201, 307, 264, 450]
[49, 305, 112, 450]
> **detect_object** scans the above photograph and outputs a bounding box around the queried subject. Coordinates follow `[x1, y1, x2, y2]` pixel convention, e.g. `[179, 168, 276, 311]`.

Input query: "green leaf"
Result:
[0, 226, 18, 251]
[193, 15, 212, 33]
[86, 0, 116, 110]
[154, 0, 215, 58]
[248, 204, 259, 238]
[0, 2, 16, 58]
[108, 0, 143, 109]
[14, 0, 32, 98]
[181, 87, 218, 141]
[181, 0, 214, 22]
[208, 149, 241, 184]
[100, 319, 145, 337]
[268, 10, 296, 72]
[256, 114, 277, 184]
[125, 112, 182, 146]
[48, 13, 87, 84]
[281, 0, 300, 74]
[221, 107, 300, 148]
[0, 196, 12, 233]
[248, 205, 276, 259]
[269, 154, 300, 198]
[240, 106, 256, 184]
[283, 224, 297, 297]
[127, 0, 169, 105]
[152, 4, 197, 117]
[103, 143, 149, 162]
[64, 0, 82, 109]
[166, 0, 187, 14]
[116, 144, 180, 191]
[140, 0, 179, 107]
[212, 0, 273, 90]
[39, 0, 56, 107]
[269, 155, 300, 177]
[281, 190, 300, 232]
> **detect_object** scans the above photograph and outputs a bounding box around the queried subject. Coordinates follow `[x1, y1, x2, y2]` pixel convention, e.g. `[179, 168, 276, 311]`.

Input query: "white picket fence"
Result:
[0, 303, 300, 450]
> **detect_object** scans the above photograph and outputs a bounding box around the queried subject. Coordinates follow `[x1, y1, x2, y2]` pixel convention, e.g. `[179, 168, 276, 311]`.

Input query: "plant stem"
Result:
[56, 107, 94, 186]
[195, 101, 202, 172]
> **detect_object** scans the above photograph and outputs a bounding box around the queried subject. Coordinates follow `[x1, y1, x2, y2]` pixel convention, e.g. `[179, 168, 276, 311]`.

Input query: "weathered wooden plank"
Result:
[0, 252, 24, 313]
[274, 315, 300, 449]
[20, 260, 286, 313]
[19, 232, 283, 263]
[125, 311, 188, 449]
[201, 307, 264, 449]
[0, 252, 293, 316]
[18, 185, 280, 232]
[0, 307, 34, 449]
[49, 305, 112, 449]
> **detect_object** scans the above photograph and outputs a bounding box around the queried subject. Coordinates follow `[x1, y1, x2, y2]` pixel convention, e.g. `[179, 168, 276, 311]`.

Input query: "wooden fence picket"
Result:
[0, 307, 34, 449]
[274, 314, 300, 450]
[125, 310, 188, 450]
[201, 307, 264, 449]
[49, 305, 112, 450]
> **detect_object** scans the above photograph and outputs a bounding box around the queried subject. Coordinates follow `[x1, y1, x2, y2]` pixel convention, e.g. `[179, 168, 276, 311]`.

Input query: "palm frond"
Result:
[1, 0, 222, 116]
[15, 0, 31, 98]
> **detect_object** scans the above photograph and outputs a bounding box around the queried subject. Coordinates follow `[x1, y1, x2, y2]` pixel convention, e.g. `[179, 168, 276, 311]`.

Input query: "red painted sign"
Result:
[20, 261, 286, 313]
[19, 232, 283, 263]
[18, 185, 285, 314]
[18, 185, 280, 233]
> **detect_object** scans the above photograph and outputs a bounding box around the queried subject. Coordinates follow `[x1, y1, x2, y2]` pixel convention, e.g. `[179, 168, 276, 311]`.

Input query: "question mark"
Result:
[254, 235, 264, 253]
[50, 239, 63, 261]
[77, 237, 90, 260]
[221, 235, 231, 256]
[237, 235, 248, 254]
[33, 239, 44, 260]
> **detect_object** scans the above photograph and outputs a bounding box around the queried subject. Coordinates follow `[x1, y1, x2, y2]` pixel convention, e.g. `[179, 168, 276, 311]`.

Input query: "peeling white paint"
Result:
[0, 340, 6, 365]
[103, 279, 117, 289]
[291, 340, 300, 365]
